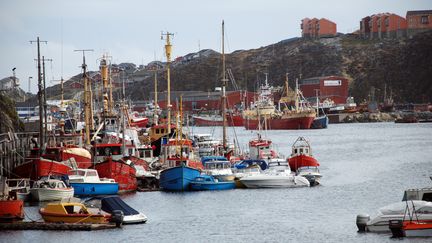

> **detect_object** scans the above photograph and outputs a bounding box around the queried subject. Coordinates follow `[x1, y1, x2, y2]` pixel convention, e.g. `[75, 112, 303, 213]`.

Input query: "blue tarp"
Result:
[233, 159, 268, 170]
[101, 196, 139, 216]
[201, 156, 228, 164]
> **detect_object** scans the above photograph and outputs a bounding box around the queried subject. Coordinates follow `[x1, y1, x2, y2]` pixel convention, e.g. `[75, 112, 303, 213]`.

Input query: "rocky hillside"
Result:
[47, 31, 432, 103]
[0, 92, 24, 133]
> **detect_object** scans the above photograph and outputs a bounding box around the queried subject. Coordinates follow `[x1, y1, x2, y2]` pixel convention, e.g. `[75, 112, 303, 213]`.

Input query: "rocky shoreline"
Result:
[335, 111, 432, 123]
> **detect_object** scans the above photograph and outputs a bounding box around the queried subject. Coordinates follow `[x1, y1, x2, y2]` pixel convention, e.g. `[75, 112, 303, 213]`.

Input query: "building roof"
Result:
[407, 10, 432, 16]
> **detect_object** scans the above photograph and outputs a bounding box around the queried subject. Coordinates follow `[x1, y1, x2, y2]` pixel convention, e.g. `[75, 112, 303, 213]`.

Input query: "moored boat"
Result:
[69, 169, 119, 196]
[0, 177, 24, 222]
[190, 174, 236, 191]
[39, 202, 110, 224]
[6, 178, 31, 201]
[13, 157, 75, 181]
[288, 137, 322, 186]
[94, 157, 137, 193]
[201, 156, 234, 181]
[30, 178, 74, 201]
[101, 196, 147, 224]
[159, 164, 201, 191]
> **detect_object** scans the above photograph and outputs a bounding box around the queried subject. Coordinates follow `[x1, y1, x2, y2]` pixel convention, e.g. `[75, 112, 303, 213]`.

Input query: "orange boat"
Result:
[0, 178, 24, 222]
[39, 202, 110, 224]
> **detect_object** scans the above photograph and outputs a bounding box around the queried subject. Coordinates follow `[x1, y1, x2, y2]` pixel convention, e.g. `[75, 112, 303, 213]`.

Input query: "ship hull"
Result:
[94, 158, 137, 193]
[244, 116, 314, 130]
[13, 158, 72, 180]
[159, 166, 201, 191]
[288, 154, 319, 172]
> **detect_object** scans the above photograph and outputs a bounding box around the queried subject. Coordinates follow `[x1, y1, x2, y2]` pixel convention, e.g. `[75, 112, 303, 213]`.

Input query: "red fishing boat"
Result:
[243, 74, 315, 130]
[287, 136, 321, 185]
[94, 157, 137, 193]
[0, 178, 24, 222]
[193, 113, 243, 127]
[13, 157, 73, 180]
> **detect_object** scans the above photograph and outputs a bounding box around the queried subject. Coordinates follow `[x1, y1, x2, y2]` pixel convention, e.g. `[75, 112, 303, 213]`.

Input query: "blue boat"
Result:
[311, 115, 329, 129]
[159, 165, 201, 191]
[190, 174, 236, 191]
[68, 169, 119, 196]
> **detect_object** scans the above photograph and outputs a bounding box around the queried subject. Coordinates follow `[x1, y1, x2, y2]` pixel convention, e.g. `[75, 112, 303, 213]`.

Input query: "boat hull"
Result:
[240, 175, 310, 188]
[13, 158, 72, 180]
[94, 159, 137, 193]
[311, 115, 329, 129]
[244, 116, 314, 130]
[30, 188, 74, 201]
[159, 166, 201, 191]
[0, 200, 24, 221]
[404, 222, 432, 237]
[39, 209, 109, 224]
[193, 115, 243, 127]
[69, 182, 119, 196]
[190, 181, 236, 191]
[288, 155, 319, 172]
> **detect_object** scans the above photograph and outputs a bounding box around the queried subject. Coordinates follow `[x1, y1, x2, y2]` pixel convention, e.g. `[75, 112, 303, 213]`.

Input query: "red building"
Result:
[406, 10, 432, 38]
[301, 18, 337, 38]
[299, 76, 349, 105]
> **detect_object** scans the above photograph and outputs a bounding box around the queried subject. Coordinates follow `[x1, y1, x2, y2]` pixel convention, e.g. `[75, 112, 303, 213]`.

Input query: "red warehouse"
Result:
[299, 76, 349, 105]
[406, 10, 432, 38]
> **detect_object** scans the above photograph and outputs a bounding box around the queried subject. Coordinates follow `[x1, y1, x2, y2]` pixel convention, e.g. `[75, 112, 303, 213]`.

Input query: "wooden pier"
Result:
[0, 221, 118, 231]
[0, 132, 38, 178]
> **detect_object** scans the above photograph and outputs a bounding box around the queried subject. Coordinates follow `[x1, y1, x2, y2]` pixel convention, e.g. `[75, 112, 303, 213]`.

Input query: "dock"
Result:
[0, 221, 118, 231]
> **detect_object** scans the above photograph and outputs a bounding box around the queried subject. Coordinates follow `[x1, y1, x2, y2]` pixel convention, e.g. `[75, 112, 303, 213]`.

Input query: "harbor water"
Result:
[2, 122, 432, 242]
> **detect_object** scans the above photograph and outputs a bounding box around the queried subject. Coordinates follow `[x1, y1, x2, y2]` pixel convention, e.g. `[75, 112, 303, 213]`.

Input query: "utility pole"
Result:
[161, 31, 174, 134]
[30, 37, 47, 155]
[74, 49, 94, 145]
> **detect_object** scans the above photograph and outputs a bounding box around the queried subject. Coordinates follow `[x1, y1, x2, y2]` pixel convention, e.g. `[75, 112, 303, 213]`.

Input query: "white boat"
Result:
[201, 156, 235, 181]
[240, 160, 310, 188]
[358, 200, 432, 233]
[30, 179, 74, 201]
[6, 178, 31, 201]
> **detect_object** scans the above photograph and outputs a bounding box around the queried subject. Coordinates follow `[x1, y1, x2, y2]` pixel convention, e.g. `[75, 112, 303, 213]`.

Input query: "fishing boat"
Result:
[94, 157, 137, 193]
[159, 165, 201, 191]
[30, 178, 74, 201]
[201, 156, 235, 181]
[239, 160, 310, 188]
[101, 196, 147, 224]
[287, 137, 322, 186]
[243, 74, 315, 130]
[6, 178, 31, 201]
[190, 174, 236, 191]
[13, 157, 75, 181]
[69, 169, 119, 196]
[0, 177, 24, 222]
[311, 91, 329, 129]
[39, 202, 110, 224]
[193, 113, 243, 127]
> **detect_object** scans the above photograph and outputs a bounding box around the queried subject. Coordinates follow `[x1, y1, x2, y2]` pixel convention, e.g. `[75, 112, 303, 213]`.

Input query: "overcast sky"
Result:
[0, 0, 430, 93]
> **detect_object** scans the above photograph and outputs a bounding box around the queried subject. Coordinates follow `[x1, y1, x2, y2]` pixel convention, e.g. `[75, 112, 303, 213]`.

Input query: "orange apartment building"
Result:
[406, 10, 432, 38]
[301, 18, 337, 38]
[360, 10, 432, 39]
[360, 13, 407, 39]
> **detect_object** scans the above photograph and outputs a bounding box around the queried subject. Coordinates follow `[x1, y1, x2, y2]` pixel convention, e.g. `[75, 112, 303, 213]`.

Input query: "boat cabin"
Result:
[44, 202, 89, 215]
[33, 179, 69, 190]
[291, 137, 313, 157]
[68, 169, 110, 183]
[403, 188, 432, 202]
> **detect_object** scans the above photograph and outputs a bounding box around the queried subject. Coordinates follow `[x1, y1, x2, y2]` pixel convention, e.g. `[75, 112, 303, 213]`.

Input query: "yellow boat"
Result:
[39, 202, 110, 224]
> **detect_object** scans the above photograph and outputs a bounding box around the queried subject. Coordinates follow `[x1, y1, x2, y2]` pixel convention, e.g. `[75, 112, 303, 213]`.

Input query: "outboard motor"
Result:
[389, 220, 405, 238]
[112, 210, 124, 228]
[356, 214, 370, 232]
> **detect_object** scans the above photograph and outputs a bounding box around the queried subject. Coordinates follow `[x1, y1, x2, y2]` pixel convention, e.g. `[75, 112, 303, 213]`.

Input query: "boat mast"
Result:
[295, 78, 299, 113]
[162, 32, 174, 134]
[315, 89, 319, 115]
[121, 70, 127, 156]
[75, 49, 94, 145]
[221, 20, 228, 148]
[154, 66, 159, 125]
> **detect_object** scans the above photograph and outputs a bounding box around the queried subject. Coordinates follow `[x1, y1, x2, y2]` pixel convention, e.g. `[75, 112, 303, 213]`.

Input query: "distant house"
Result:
[0, 76, 19, 91]
[301, 18, 337, 39]
[406, 10, 432, 38]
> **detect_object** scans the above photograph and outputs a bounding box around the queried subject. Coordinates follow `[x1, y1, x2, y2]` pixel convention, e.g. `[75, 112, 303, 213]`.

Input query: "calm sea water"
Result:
[2, 123, 432, 243]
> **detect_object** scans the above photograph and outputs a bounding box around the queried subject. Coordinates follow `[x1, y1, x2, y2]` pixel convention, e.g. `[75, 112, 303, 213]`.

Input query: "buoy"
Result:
[356, 214, 370, 232]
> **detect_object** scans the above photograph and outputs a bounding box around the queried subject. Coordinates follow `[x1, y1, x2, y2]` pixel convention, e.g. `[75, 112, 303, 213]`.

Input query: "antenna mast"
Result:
[161, 31, 174, 134]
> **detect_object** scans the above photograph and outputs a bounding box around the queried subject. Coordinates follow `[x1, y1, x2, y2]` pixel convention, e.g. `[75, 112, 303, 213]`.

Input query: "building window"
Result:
[385, 17, 389, 26]
[421, 16, 429, 24]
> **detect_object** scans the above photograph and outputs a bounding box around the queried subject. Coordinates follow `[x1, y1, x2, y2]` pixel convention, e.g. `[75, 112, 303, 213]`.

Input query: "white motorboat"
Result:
[201, 156, 235, 181]
[239, 160, 310, 188]
[6, 178, 31, 201]
[296, 166, 322, 186]
[30, 179, 74, 201]
[356, 200, 432, 233]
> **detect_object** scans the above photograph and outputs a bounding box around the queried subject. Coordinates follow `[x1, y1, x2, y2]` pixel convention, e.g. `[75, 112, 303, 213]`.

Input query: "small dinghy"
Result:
[101, 196, 147, 224]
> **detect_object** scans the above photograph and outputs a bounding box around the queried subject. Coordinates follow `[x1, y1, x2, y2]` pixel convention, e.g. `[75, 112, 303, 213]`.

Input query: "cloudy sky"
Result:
[0, 0, 430, 93]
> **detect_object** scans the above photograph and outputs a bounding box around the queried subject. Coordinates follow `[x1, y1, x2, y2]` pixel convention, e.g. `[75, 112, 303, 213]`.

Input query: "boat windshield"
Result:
[70, 170, 86, 176]
[297, 166, 319, 173]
